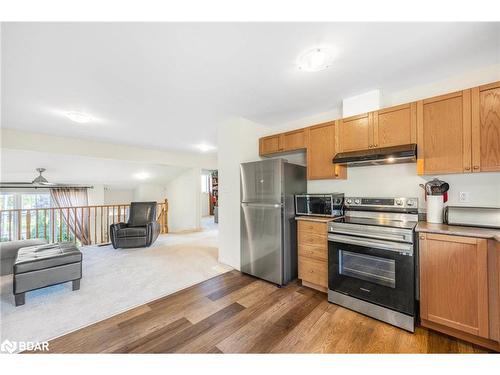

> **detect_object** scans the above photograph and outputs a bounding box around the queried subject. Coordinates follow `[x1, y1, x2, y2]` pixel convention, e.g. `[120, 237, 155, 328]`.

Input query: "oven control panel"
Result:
[345, 197, 418, 210]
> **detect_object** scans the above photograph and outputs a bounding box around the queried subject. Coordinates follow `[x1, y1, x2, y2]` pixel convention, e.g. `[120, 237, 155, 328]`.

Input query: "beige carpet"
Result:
[0, 222, 231, 347]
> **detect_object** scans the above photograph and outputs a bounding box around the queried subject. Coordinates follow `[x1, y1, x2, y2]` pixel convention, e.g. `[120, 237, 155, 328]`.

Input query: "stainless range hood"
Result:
[332, 143, 417, 167]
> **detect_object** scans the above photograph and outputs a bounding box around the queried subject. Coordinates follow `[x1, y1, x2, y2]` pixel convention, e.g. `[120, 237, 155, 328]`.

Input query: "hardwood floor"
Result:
[36, 271, 491, 353]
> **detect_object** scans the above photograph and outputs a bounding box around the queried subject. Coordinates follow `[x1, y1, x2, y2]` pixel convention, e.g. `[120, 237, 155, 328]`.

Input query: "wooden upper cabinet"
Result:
[307, 121, 346, 180]
[338, 113, 373, 152]
[372, 103, 417, 148]
[472, 81, 500, 173]
[419, 233, 489, 338]
[283, 129, 307, 152]
[259, 129, 307, 156]
[259, 134, 283, 156]
[417, 90, 472, 175]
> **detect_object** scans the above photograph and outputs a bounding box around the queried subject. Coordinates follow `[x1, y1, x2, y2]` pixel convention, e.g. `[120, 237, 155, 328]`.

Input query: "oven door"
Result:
[328, 233, 414, 315]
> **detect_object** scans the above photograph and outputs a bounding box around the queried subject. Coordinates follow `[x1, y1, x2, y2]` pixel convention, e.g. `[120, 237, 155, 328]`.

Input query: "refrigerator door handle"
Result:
[241, 203, 282, 208]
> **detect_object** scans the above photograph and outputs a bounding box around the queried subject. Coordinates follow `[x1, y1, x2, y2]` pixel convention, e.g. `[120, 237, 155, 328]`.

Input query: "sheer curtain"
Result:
[50, 188, 90, 245]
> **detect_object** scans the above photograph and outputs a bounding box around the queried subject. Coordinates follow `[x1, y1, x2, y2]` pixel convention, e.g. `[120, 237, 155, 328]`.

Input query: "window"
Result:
[0, 191, 52, 241]
[21, 193, 52, 209]
[0, 193, 15, 210]
[0, 191, 52, 210]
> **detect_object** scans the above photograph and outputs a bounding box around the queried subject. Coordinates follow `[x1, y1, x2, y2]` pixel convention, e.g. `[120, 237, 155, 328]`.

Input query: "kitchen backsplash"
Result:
[307, 163, 500, 210]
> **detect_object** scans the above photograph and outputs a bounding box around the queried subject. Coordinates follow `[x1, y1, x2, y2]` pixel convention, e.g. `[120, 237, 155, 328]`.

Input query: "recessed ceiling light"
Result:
[387, 157, 395, 163]
[196, 143, 217, 152]
[65, 111, 94, 123]
[133, 172, 150, 180]
[297, 47, 334, 72]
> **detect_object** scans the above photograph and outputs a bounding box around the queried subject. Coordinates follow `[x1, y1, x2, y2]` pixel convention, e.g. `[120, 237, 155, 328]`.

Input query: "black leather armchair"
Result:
[110, 202, 160, 249]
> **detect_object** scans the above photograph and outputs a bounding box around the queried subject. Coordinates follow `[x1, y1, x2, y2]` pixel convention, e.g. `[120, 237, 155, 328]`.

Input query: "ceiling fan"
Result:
[0, 168, 93, 189]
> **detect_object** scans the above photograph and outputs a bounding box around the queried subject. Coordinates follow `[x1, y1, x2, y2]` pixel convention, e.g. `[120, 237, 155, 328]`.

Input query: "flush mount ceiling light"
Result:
[196, 143, 217, 152]
[133, 172, 150, 180]
[297, 47, 334, 72]
[65, 111, 94, 124]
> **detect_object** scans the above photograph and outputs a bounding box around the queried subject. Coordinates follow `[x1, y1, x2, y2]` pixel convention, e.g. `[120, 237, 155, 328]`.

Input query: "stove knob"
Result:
[407, 199, 415, 207]
[354, 199, 360, 205]
[346, 199, 352, 204]
[396, 199, 403, 206]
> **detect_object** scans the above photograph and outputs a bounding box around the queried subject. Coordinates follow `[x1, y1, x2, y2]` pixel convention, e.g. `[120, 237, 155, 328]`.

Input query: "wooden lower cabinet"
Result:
[488, 240, 500, 344]
[297, 220, 328, 292]
[419, 232, 500, 351]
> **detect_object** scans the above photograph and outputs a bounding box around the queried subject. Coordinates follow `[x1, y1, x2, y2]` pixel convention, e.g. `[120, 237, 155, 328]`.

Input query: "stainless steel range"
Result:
[327, 197, 418, 332]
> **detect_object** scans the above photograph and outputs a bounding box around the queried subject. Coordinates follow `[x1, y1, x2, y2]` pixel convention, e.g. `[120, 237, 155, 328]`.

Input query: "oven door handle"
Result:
[328, 234, 413, 255]
[329, 227, 413, 243]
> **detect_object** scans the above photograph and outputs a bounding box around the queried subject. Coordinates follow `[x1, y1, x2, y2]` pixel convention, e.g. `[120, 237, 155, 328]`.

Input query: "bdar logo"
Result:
[1, 339, 17, 354]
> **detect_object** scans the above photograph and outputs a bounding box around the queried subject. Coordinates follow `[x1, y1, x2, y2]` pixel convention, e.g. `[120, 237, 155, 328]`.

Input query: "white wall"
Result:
[308, 164, 500, 210]
[217, 117, 270, 269]
[201, 192, 210, 216]
[133, 184, 166, 202]
[164, 168, 202, 232]
[342, 89, 380, 117]
[87, 184, 105, 205]
[382, 63, 500, 108]
[104, 187, 135, 204]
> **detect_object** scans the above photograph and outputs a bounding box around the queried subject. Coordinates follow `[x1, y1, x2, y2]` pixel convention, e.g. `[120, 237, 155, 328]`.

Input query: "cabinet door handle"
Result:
[473, 166, 480, 170]
[465, 166, 471, 171]
[373, 144, 378, 147]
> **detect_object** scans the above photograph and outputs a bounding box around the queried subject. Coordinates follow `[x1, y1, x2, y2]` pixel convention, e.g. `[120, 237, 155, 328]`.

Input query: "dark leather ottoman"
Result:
[13, 242, 82, 306]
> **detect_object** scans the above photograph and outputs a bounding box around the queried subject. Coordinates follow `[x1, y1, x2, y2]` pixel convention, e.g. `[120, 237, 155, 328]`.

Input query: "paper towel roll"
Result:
[427, 195, 444, 224]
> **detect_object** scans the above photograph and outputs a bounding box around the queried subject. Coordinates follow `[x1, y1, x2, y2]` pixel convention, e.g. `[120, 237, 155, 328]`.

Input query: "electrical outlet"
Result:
[459, 192, 471, 203]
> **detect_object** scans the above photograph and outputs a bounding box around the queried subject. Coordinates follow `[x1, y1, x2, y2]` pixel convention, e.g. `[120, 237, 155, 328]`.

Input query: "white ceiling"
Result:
[2, 22, 499, 152]
[1, 149, 186, 188]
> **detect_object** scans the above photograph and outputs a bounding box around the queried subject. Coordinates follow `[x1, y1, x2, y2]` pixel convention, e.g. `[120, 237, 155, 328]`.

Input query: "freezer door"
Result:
[240, 159, 283, 203]
[241, 202, 283, 285]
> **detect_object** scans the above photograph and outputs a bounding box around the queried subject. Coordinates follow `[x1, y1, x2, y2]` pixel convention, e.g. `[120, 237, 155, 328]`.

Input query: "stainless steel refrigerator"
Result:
[240, 158, 307, 286]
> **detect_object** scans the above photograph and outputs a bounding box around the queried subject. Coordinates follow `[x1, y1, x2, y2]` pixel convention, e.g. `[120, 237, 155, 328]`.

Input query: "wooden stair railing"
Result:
[0, 200, 168, 245]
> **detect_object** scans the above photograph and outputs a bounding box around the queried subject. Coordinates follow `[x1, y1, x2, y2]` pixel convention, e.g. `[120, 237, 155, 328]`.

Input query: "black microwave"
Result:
[295, 194, 344, 217]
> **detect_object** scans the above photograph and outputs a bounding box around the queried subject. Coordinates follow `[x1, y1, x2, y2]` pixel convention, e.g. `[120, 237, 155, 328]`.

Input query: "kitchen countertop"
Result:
[416, 221, 500, 242]
[295, 216, 334, 223]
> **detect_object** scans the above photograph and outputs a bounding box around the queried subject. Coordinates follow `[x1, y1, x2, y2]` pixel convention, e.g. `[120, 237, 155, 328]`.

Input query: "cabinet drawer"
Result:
[298, 257, 328, 288]
[298, 231, 326, 246]
[298, 244, 327, 261]
[297, 221, 327, 236]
